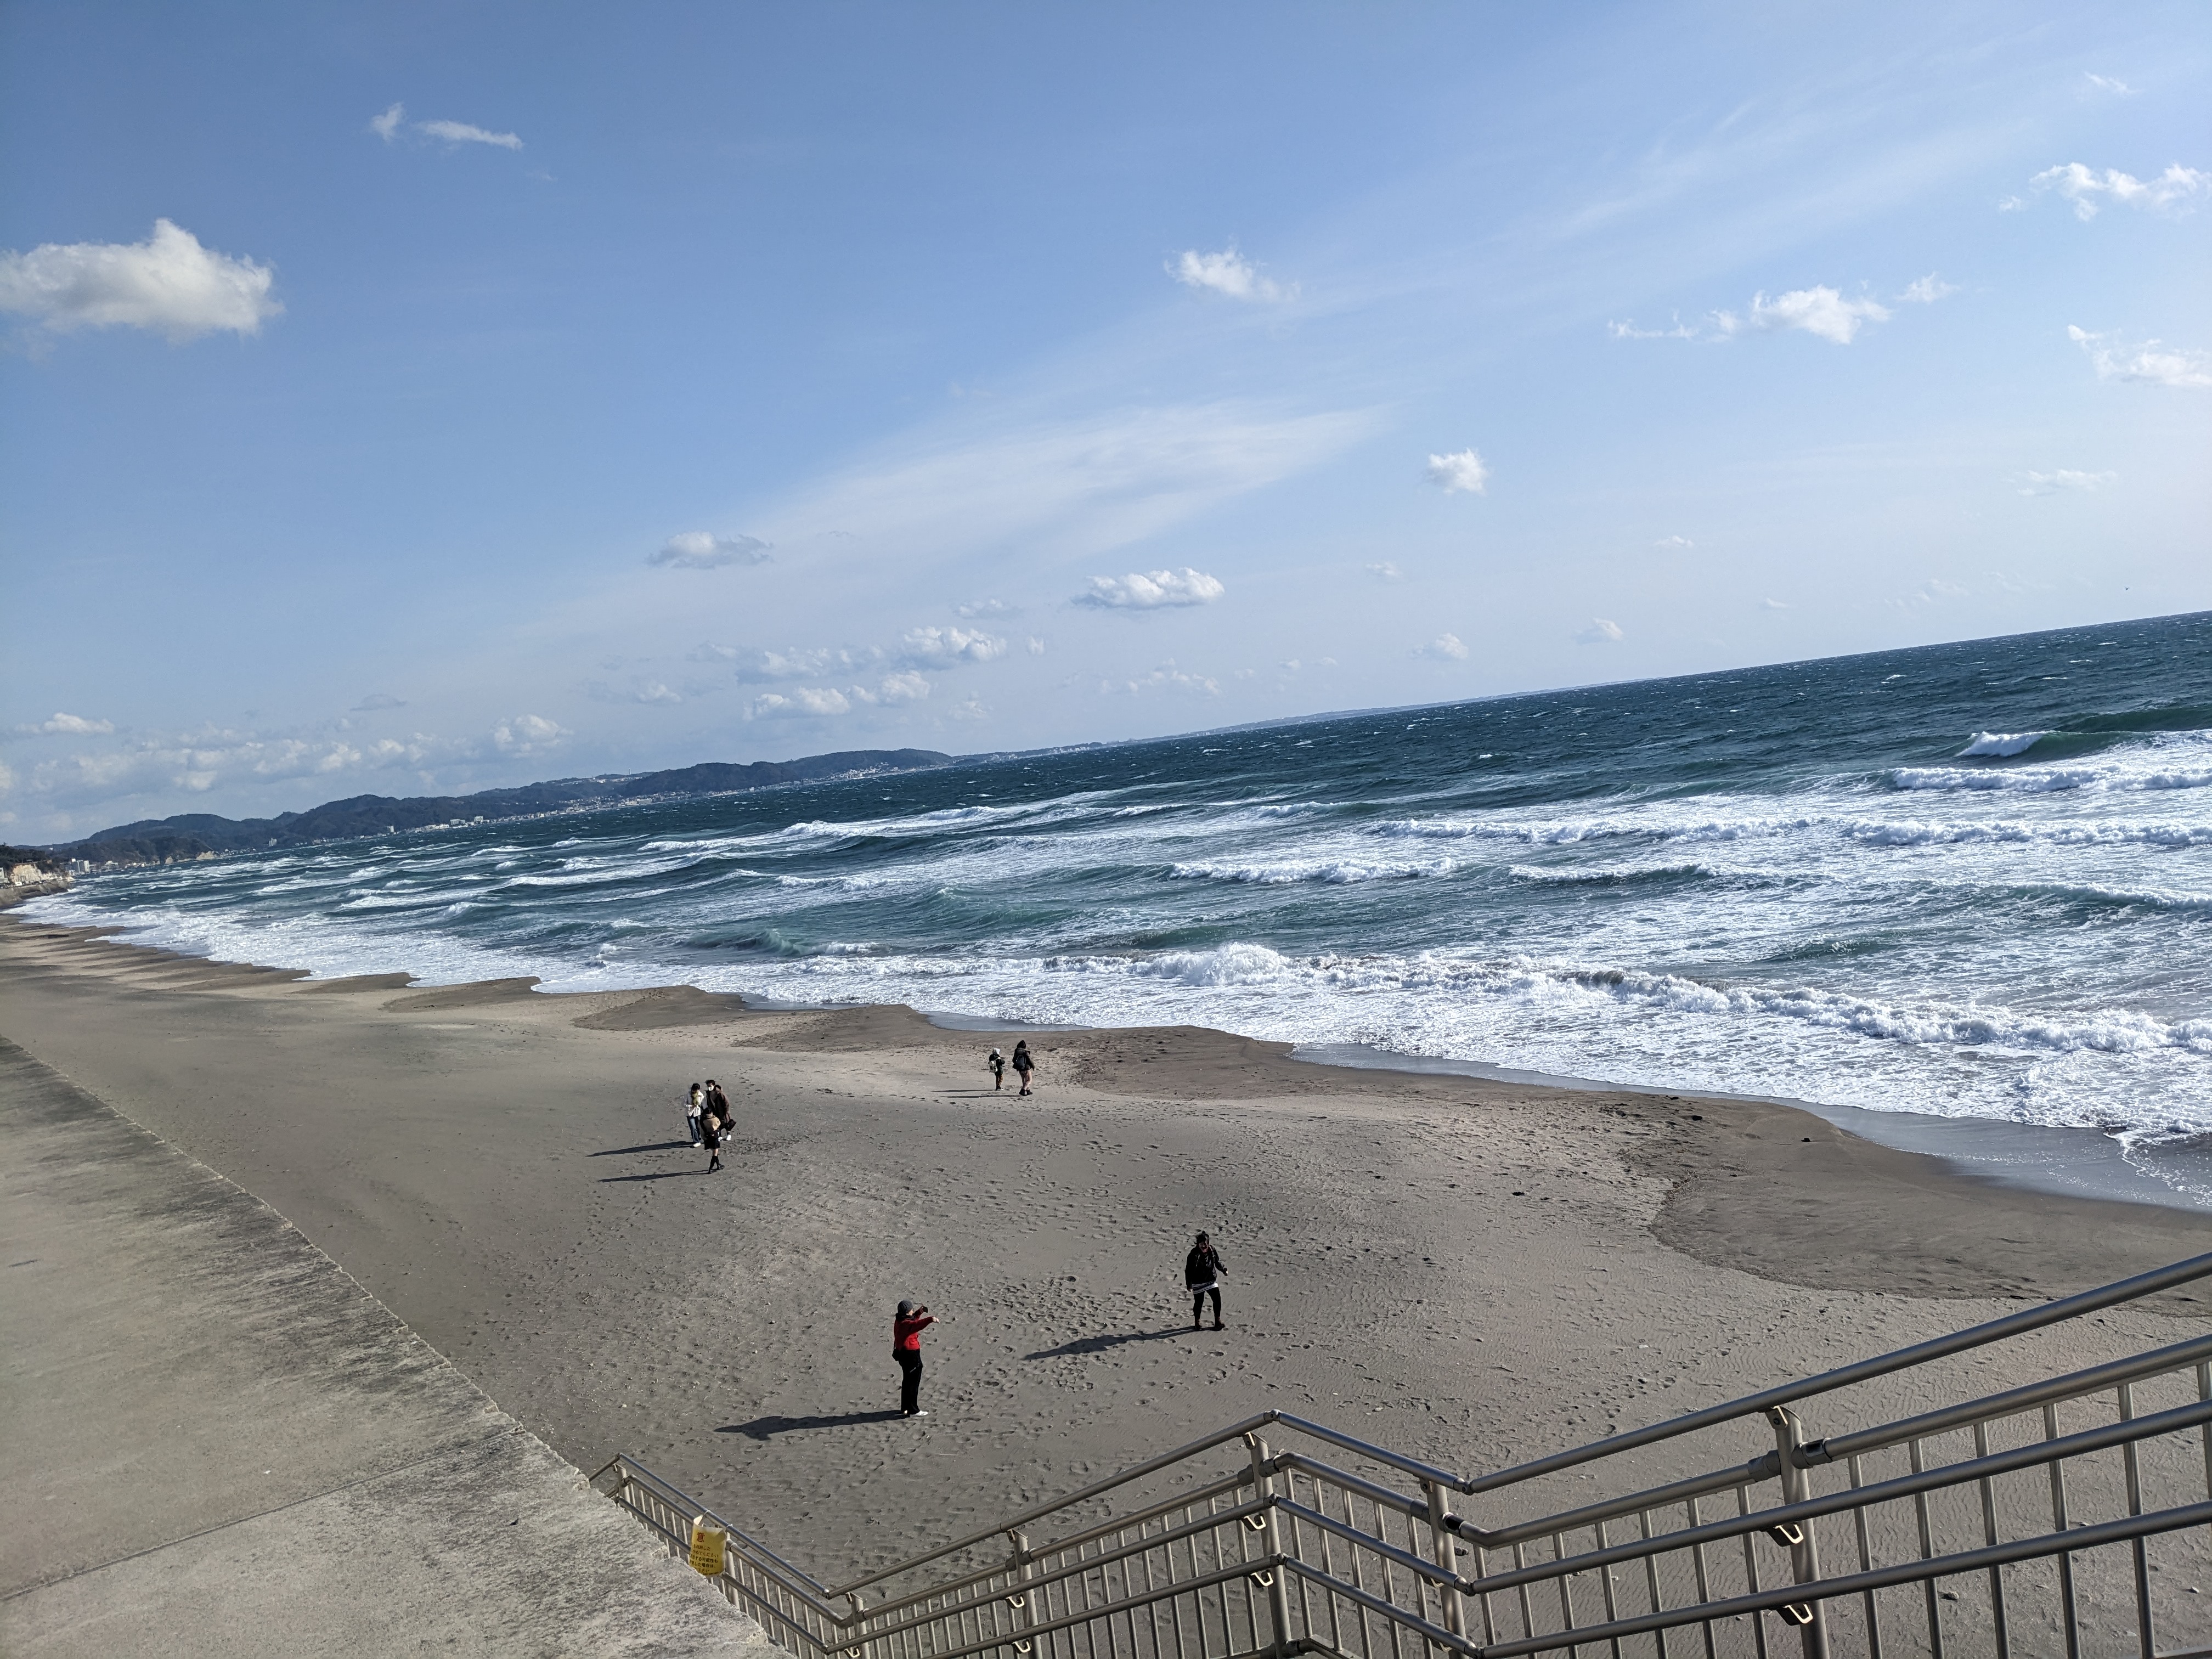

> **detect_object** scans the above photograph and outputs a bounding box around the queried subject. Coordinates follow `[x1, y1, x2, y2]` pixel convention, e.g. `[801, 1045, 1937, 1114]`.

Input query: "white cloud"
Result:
[955, 598, 1017, 618]
[1575, 618, 1624, 644]
[1607, 317, 1698, 340]
[351, 693, 407, 712]
[0, 219, 280, 342]
[491, 714, 568, 755]
[634, 681, 681, 705]
[13, 712, 115, 737]
[895, 626, 1008, 667]
[1099, 661, 1220, 696]
[1900, 273, 1959, 304]
[747, 686, 851, 719]
[1169, 248, 1296, 304]
[2068, 325, 2211, 390]
[417, 118, 523, 150]
[950, 696, 989, 721]
[2084, 73, 2136, 96]
[2012, 162, 2209, 219]
[1421, 633, 1470, 661]
[1762, 597, 1791, 611]
[1026, 636, 1047, 656]
[742, 672, 930, 720]
[1366, 561, 1403, 580]
[1715, 286, 1891, 345]
[648, 531, 772, 569]
[1653, 535, 1694, 550]
[2016, 468, 2118, 495]
[1425, 449, 1490, 494]
[373, 103, 522, 150]
[1075, 568, 1226, 609]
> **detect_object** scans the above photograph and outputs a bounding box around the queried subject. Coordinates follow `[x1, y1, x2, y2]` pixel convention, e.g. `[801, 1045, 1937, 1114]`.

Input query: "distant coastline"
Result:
[41, 747, 953, 872]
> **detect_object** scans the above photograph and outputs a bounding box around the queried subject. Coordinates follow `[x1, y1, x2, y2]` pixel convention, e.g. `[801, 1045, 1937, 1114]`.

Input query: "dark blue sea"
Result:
[36, 612, 2211, 1187]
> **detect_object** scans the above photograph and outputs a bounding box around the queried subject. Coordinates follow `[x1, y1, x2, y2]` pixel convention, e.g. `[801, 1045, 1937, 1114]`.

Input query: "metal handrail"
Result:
[1459, 1395, 2212, 1595]
[1470, 1502, 2212, 1659]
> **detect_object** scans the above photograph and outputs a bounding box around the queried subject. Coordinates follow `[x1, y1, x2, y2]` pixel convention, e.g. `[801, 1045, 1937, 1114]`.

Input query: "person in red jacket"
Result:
[894, 1300, 935, 1418]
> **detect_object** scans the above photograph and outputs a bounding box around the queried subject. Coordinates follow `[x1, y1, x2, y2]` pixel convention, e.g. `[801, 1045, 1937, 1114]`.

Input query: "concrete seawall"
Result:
[0, 1036, 769, 1657]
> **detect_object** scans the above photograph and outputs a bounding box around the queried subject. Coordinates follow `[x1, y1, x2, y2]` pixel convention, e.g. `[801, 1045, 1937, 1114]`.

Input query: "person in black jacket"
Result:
[1184, 1232, 1225, 1331]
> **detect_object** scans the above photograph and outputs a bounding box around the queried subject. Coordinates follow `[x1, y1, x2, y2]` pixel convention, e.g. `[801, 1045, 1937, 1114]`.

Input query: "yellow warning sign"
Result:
[690, 1516, 729, 1577]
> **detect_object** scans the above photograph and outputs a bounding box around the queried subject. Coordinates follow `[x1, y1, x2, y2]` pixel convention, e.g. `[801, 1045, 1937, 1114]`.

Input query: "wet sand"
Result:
[3, 917, 2205, 1583]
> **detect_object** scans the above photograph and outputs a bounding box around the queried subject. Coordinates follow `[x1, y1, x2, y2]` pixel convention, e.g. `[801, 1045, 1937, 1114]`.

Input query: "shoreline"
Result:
[17, 907, 2208, 1217]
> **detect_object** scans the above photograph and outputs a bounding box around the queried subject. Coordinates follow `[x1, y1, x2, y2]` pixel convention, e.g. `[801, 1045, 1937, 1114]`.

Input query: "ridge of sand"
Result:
[3, 917, 2205, 1586]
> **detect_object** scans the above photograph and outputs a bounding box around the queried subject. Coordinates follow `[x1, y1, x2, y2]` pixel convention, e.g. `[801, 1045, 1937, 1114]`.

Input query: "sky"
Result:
[2, 2, 2207, 842]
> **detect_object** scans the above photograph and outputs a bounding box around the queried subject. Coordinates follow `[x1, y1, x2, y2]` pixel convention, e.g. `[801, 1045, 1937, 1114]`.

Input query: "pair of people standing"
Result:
[686, 1079, 732, 1172]
[986, 1041, 1036, 1096]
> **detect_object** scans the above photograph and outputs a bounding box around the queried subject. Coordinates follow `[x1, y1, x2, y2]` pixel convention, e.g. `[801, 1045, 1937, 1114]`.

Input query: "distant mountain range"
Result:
[47, 748, 954, 868]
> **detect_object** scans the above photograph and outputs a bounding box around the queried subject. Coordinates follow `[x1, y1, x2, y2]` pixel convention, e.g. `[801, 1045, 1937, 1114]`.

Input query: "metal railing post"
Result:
[1421, 1479, 1468, 1644]
[1765, 1406, 1827, 1659]
[1247, 1434, 1295, 1658]
[1006, 1529, 1037, 1658]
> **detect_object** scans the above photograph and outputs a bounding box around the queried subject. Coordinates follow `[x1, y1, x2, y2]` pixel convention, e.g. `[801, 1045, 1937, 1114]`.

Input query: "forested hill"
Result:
[50, 749, 954, 867]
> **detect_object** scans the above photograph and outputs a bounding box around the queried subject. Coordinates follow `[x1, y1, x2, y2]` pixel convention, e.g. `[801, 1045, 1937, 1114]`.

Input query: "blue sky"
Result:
[2, 2, 2206, 840]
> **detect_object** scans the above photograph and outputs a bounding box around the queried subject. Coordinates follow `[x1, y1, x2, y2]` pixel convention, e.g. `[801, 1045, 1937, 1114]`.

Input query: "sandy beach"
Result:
[4, 916, 2205, 1585]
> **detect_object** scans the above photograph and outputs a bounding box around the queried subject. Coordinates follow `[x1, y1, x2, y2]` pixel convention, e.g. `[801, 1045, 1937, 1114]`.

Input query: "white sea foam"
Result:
[1167, 856, 1457, 885]
[1958, 731, 2049, 757]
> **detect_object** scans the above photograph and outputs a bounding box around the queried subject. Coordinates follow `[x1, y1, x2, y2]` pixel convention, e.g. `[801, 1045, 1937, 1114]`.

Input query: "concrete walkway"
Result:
[0, 1037, 770, 1657]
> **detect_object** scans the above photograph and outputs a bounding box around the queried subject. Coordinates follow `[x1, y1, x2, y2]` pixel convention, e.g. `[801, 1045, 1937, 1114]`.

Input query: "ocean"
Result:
[31, 612, 2212, 1197]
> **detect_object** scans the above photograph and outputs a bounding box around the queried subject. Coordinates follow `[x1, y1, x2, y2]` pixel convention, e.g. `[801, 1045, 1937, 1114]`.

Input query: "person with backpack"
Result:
[1011, 1040, 1035, 1097]
[1185, 1232, 1225, 1331]
[894, 1299, 935, 1418]
[701, 1097, 725, 1174]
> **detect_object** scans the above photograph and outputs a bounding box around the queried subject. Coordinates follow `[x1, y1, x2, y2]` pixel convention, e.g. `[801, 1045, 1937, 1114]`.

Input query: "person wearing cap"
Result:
[894, 1299, 935, 1418]
[1184, 1232, 1225, 1331]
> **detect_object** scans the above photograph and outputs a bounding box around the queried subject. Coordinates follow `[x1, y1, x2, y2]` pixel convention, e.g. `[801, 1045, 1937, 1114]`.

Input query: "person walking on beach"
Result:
[701, 1096, 725, 1173]
[686, 1083, 705, 1148]
[1185, 1232, 1225, 1331]
[894, 1299, 935, 1418]
[987, 1048, 1007, 1091]
[1011, 1040, 1035, 1097]
[704, 1078, 732, 1127]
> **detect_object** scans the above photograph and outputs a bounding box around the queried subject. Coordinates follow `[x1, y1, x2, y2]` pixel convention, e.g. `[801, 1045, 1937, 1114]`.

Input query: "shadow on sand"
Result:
[721, 1409, 907, 1440]
[1024, 1329, 1187, 1361]
[597, 1168, 713, 1183]
[590, 1140, 696, 1158]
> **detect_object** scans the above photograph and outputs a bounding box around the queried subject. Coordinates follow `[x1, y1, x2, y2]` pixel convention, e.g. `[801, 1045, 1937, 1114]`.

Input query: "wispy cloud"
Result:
[2006, 162, 2209, 219]
[1653, 535, 1694, 550]
[1098, 661, 1220, 696]
[2016, 467, 2118, 495]
[2068, 325, 2211, 390]
[1169, 248, 1296, 303]
[1075, 568, 1226, 610]
[955, 598, 1017, 618]
[1575, 618, 1624, 644]
[1900, 273, 1959, 304]
[9, 712, 115, 737]
[1607, 317, 1699, 340]
[0, 219, 279, 342]
[744, 673, 930, 720]
[2084, 73, 2137, 97]
[895, 626, 1008, 666]
[648, 531, 772, 568]
[350, 693, 407, 712]
[371, 103, 523, 150]
[1366, 561, 1403, 580]
[1715, 286, 1891, 344]
[1425, 449, 1489, 494]
[1420, 633, 1470, 661]
[490, 713, 568, 755]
